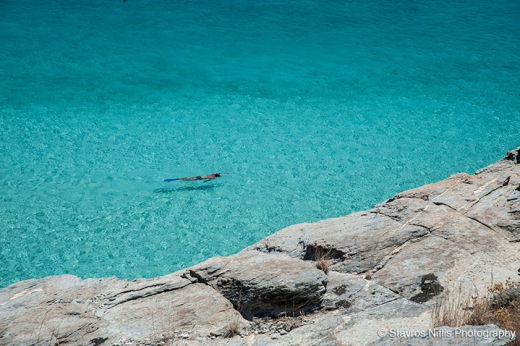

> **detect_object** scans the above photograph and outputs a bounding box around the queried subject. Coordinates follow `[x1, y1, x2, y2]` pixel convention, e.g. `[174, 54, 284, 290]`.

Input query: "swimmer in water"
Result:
[164, 173, 221, 182]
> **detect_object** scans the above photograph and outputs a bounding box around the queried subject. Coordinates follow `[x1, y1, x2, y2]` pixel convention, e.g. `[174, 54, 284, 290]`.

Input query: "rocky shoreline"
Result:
[1, 147, 520, 346]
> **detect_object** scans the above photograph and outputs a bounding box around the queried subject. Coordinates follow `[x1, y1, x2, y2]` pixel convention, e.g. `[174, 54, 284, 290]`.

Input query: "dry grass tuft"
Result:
[316, 258, 329, 274]
[432, 285, 476, 328]
[314, 248, 331, 274]
[432, 279, 520, 345]
[223, 319, 240, 338]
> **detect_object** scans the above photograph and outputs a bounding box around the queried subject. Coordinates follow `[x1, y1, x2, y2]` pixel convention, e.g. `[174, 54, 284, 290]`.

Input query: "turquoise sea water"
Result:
[1, 0, 519, 288]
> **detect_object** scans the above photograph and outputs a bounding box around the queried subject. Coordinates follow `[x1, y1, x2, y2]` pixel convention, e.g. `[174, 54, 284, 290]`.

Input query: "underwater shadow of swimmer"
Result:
[153, 184, 221, 194]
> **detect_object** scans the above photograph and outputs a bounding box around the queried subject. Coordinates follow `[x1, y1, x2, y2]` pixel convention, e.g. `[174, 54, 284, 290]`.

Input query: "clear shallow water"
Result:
[1, 0, 519, 288]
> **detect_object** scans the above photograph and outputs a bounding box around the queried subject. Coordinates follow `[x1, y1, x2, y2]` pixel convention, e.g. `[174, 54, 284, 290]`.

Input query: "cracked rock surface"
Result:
[1, 147, 520, 346]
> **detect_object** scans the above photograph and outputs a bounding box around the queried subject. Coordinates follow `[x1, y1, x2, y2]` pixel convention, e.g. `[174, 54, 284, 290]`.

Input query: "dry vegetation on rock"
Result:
[433, 279, 520, 345]
[223, 319, 240, 338]
[314, 248, 331, 274]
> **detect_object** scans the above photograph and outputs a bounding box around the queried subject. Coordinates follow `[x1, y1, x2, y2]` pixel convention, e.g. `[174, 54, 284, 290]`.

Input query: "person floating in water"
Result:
[164, 173, 221, 182]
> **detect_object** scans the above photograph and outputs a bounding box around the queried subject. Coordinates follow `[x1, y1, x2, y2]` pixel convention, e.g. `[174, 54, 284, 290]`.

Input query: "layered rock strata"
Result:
[1, 147, 520, 346]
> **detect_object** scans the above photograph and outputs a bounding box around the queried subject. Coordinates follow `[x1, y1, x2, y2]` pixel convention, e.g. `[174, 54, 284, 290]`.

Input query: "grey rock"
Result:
[322, 271, 400, 311]
[101, 282, 246, 339]
[0, 275, 244, 345]
[185, 250, 328, 319]
[250, 210, 432, 276]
